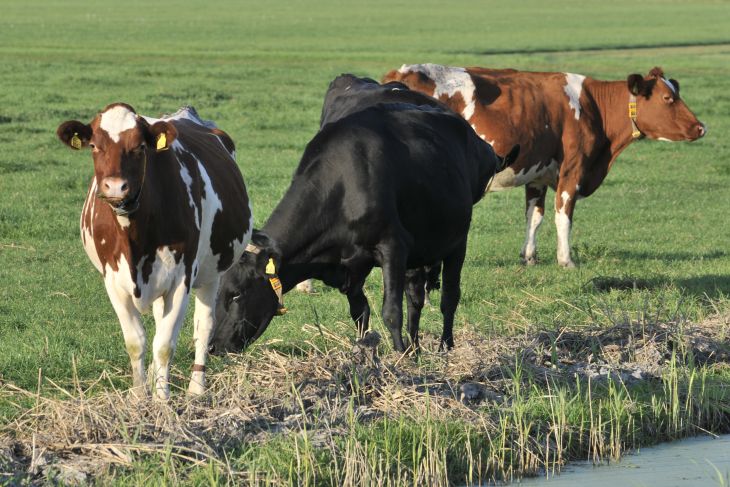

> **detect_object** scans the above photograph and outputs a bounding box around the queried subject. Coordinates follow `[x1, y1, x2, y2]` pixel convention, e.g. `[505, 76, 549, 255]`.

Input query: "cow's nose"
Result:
[101, 177, 129, 200]
[697, 123, 707, 138]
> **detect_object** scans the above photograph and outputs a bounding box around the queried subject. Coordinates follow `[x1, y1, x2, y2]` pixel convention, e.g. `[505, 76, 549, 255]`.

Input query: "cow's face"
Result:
[57, 103, 177, 214]
[209, 233, 282, 354]
[627, 68, 706, 142]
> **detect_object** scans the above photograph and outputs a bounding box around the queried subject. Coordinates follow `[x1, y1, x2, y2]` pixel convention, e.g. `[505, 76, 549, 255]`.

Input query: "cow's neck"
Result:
[262, 180, 353, 292]
[587, 79, 638, 166]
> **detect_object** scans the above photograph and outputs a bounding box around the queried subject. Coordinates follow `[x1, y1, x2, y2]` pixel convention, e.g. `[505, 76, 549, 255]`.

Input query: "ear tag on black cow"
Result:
[266, 258, 276, 275]
[156, 133, 168, 152]
[70, 133, 82, 150]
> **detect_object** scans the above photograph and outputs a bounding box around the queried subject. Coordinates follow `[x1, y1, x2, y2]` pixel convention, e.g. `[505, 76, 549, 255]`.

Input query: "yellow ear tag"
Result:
[156, 133, 168, 151]
[266, 258, 276, 275]
[70, 133, 82, 150]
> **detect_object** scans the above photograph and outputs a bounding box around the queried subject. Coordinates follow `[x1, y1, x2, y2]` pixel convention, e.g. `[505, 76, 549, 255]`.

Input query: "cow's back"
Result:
[296, 104, 492, 266]
[169, 118, 251, 286]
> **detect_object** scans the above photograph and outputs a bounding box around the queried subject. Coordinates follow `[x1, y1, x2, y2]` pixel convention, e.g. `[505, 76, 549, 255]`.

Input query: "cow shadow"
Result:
[610, 249, 728, 263]
[588, 274, 730, 300]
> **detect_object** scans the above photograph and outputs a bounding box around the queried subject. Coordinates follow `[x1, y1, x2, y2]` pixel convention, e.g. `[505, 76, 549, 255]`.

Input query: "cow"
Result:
[383, 64, 706, 267]
[208, 76, 508, 355]
[57, 104, 252, 400]
[294, 74, 518, 298]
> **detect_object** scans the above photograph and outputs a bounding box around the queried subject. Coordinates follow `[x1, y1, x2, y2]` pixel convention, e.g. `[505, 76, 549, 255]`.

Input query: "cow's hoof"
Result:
[187, 383, 205, 396]
[128, 385, 149, 401]
[521, 256, 539, 266]
[559, 260, 577, 269]
[295, 280, 315, 294]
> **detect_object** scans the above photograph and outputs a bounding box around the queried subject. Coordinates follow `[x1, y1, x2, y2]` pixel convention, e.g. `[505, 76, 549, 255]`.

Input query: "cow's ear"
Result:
[148, 121, 177, 152]
[248, 230, 282, 277]
[57, 121, 92, 150]
[627, 74, 645, 96]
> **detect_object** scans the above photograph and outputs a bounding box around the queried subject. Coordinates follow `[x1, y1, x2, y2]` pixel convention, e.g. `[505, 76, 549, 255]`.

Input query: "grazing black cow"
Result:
[209, 75, 513, 355]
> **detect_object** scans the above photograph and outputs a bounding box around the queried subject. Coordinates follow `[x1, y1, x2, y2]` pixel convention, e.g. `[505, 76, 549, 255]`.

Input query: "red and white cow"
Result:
[57, 104, 252, 399]
[384, 65, 706, 267]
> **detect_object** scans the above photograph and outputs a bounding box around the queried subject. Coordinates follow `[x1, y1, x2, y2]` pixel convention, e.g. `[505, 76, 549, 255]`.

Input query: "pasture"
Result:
[1, 0, 729, 484]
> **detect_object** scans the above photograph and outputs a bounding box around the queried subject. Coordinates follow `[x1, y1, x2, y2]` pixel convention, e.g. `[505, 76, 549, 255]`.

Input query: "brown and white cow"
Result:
[57, 104, 252, 399]
[384, 65, 706, 267]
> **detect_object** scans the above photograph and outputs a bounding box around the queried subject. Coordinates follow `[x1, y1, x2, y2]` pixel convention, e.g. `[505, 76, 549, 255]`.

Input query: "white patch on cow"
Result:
[116, 214, 130, 229]
[100, 105, 137, 143]
[178, 163, 200, 229]
[81, 179, 103, 273]
[563, 73, 586, 121]
[489, 158, 559, 191]
[521, 197, 544, 263]
[101, 238, 106, 245]
[555, 192, 573, 266]
[560, 191, 571, 207]
[661, 78, 676, 94]
[191, 158, 225, 286]
[403, 63, 477, 121]
[657, 137, 672, 142]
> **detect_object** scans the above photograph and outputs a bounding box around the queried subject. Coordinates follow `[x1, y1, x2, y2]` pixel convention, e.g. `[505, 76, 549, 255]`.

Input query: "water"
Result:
[515, 435, 730, 487]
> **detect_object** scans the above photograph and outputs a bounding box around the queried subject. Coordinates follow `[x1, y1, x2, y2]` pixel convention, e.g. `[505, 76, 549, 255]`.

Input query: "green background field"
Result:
[1, 0, 728, 407]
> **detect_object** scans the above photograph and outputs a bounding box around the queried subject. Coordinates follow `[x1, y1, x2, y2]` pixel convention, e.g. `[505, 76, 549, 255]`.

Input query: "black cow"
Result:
[209, 76, 513, 354]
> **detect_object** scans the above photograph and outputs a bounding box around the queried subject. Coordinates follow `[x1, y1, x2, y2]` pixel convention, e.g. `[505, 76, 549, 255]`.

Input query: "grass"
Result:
[1, 0, 729, 484]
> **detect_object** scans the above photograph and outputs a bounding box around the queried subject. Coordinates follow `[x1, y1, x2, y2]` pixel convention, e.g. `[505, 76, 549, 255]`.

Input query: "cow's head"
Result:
[57, 103, 177, 215]
[209, 231, 283, 354]
[627, 67, 706, 142]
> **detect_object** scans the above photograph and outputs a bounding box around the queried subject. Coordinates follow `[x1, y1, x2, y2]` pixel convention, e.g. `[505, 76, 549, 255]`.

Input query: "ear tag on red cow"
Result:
[266, 258, 276, 275]
[70, 133, 82, 150]
[156, 133, 168, 151]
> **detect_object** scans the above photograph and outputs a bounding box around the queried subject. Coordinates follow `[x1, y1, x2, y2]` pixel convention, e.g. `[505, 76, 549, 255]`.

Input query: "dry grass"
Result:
[1, 312, 729, 485]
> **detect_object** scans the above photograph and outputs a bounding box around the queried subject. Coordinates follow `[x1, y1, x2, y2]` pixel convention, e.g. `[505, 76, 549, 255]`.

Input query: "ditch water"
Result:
[513, 435, 730, 487]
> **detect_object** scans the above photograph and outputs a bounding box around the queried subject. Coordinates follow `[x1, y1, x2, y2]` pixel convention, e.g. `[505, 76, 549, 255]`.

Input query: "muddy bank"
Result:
[1, 312, 729, 484]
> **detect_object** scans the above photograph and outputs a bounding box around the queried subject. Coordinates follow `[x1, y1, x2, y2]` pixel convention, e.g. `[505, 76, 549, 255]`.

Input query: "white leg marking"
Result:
[151, 278, 191, 400]
[555, 192, 574, 267]
[104, 278, 147, 396]
[188, 281, 218, 395]
[521, 198, 544, 265]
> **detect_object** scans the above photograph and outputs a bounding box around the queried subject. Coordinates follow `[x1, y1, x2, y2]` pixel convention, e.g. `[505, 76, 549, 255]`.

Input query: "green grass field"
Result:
[1, 0, 729, 484]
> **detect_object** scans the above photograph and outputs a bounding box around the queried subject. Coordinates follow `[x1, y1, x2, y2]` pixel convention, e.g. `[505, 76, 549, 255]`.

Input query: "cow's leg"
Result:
[347, 284, 371, 337]
[106, 284, 147, 397]
[379, 239, 408, 353]
[554, 183, 578, 268]
[405, 268, 426, 352]
[520, 183, 547, 265]
[151, 278, 191, 400]
[187, 281, 218, 396]
[439, 240, 467, 351]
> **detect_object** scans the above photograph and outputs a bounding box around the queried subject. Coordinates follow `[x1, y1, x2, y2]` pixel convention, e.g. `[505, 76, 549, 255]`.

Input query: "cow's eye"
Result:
[230, 294, 241, 303]
[663, 95, 673, 104]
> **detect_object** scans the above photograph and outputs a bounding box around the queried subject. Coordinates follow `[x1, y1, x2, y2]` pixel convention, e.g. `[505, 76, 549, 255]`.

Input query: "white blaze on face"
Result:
[100, 105, 138, 143]
[402, 64, 477, 121]
[563, 73, 586, 121]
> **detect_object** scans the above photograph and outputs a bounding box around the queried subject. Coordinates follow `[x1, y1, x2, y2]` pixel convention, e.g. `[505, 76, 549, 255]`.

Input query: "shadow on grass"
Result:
[612, 249, 728, 263]
[588, 274, 730, 300]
